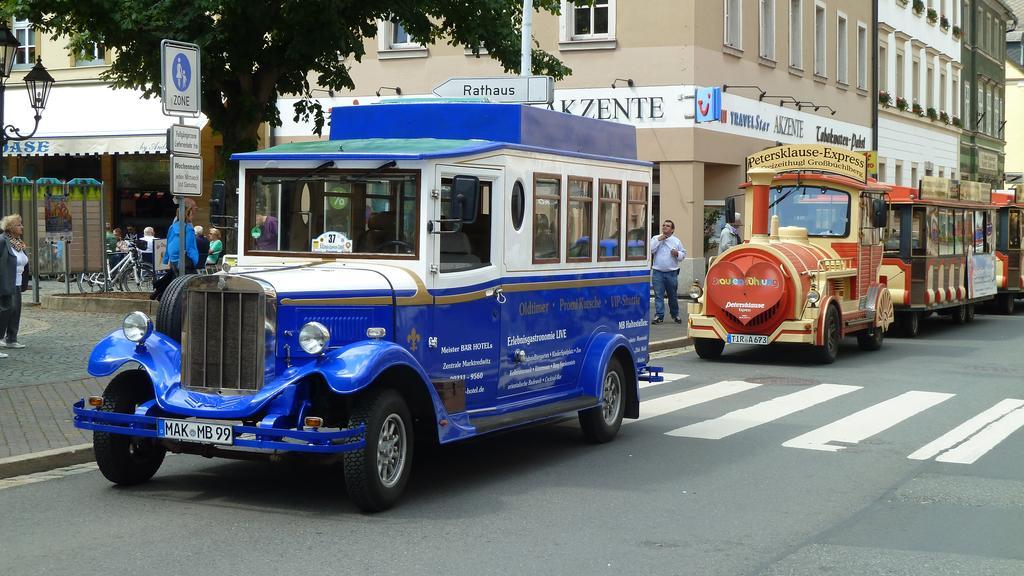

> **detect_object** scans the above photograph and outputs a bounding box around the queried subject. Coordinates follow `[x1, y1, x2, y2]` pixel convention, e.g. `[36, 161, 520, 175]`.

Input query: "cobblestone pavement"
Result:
[0, 281, 688, 471]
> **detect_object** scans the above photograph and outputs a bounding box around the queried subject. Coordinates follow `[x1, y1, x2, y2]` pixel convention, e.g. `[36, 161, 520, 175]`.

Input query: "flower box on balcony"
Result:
[940, 111, 950, 125]
[927, 9, 938, 24]
[952, 116, 961, 127]
[912, 103, 924, 117]
[879, 91, 892, 107]
[952, 26, 961, 40]
[927, 107, 938, 121]
[913, 0, 925, 16]
[896, 97, 909, 111]
[940, 16, 950, 31]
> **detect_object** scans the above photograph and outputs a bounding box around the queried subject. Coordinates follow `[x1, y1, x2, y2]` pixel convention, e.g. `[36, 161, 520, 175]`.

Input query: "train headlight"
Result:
[807, 284, 821, 307]
[688, 282, 704, 300]
[299, 322, 331, 355]
[122, 311, 154, 344]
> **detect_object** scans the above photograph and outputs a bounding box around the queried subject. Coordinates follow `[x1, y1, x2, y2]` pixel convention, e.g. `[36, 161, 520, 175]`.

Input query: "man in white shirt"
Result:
[141, 227, 157, 253]
[650, 220, 686, 324]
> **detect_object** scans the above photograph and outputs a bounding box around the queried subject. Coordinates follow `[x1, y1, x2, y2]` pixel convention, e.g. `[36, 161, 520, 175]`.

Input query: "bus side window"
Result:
[912, 207, 926, 256]
[533, 174, 561, 263]
[884, 206, 901, 252]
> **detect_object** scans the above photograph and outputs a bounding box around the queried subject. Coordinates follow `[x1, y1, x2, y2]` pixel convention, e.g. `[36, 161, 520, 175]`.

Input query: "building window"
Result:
[926, 62, 934, 109]
[912, 56, 920, 107]
[857, 23, 867, 89]
[879, 43, 888, 93]
[878, 158, 887, 182]
[13, 19, 34, 68]
[377, 20, 428, 59]
[964, 79, 971, 127]
[836, 13, 848, 84]
[911, 164, 918, 187]
[75, 43, 106, 67]
[570, 0, 613, 38]
[725, 0, 742, 49]
[896, 50, 904, 99]
[940, 68, 946, 113]
[814, 2, 826, 76]
[895, 162, 904, 186]
[952, 74, 959, 117]
[760, 0, 776, 59]
[790, 0, 803, 68]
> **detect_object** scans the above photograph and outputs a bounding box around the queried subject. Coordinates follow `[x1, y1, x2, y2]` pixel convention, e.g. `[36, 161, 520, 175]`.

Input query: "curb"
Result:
[649, 337, 693, 353]
[0, 444, 95, 480]
[42, 294, 158, 315]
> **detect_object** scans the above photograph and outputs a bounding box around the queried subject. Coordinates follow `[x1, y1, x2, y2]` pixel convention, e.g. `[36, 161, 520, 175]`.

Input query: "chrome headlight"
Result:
[689, 282, 704, 300]
[807, 285, 821, 307]
[299, 321, 331, 354]
[123, 311, 154, 344]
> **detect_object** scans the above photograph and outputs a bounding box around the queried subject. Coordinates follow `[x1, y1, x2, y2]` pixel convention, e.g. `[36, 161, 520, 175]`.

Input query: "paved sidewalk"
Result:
[0, 281, 691, 478]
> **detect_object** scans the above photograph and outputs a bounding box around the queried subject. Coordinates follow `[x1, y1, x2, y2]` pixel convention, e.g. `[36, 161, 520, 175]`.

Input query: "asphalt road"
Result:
[1, 310, 1022, 576]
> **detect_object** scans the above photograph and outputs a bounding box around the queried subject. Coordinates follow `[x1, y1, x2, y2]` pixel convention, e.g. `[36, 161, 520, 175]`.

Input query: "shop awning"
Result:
[1, 84, 207, 157]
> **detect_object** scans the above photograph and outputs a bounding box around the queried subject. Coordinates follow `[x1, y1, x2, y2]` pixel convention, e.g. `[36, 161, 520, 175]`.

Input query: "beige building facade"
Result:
[275, 0, 876, 284]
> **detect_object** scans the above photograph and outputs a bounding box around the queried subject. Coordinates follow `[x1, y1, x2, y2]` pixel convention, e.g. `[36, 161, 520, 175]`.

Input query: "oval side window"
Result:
[511, 180, 525, 231]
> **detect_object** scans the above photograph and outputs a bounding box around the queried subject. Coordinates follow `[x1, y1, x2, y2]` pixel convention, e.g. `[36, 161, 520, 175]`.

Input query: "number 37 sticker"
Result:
[312, 231, 353, 253]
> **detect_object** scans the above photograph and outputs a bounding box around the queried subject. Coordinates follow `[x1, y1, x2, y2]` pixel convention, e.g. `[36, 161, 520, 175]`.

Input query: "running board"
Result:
[468, 396, 599, 435]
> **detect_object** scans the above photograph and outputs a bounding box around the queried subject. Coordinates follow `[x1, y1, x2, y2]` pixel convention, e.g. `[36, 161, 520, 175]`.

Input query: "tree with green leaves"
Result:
[9, 0, 570, 175]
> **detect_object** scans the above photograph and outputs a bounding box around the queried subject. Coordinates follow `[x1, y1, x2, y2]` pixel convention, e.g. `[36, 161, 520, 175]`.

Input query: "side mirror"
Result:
[871, 198, 887, 228]
[725, 197, 737, 224]
[452, 175, 479, 224]
[211, 180, 227, 217]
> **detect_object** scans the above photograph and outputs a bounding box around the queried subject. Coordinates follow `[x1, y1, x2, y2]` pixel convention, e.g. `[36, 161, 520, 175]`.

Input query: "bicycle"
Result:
[78, 243, 155, 293]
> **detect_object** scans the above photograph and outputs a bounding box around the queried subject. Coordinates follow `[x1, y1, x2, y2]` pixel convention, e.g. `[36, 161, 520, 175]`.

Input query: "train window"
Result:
[567, 177, 594, 262]
[533, 174, 561, 263]
[440, 178, 491, 272]
[626, 182, 649, 260]
[912, 207, 925, 255]
[511, 180, 525, 231]
[1010, 209, 1022, 249]
[884, 206, 901, 253]
[598, 180, 622, 260]
[769, 186, 850, 237]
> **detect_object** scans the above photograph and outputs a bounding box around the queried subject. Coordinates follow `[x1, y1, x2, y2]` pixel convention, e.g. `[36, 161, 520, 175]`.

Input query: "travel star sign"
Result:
[433, 76, 553, 104]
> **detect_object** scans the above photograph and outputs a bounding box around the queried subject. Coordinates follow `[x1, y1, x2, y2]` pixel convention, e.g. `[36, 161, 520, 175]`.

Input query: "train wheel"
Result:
[900, 311, 920, 338]
[693, 338, 724, 359]
[856, 326, 884, 351]
[965, 303, 976, 322]
[951, 304, 967, 324]
[998, 294, 1016, 315]
[816, 306, 840, 364]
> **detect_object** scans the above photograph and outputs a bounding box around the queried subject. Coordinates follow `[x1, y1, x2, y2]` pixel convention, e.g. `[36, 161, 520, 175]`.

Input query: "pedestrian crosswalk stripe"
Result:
[631, 380, 760, 423]
[782, 391, 955, 452]
[639, 372, 689, 389]
[934, 404, 1024, 465]
[908, 399, 1024, 462]
[665, 383, 862, 440]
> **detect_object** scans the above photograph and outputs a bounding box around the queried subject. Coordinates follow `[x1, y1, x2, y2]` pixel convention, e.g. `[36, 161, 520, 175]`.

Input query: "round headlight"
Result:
[689, 283, 704, 300]
[807, 289, 821, 306]
[123, 311, 154, 343]
[299, 321, 331, 355]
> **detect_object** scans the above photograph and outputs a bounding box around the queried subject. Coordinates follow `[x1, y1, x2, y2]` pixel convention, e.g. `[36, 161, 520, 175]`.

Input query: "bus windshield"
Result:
[247, 171, 418, 257]
[769, 185, 851, 237]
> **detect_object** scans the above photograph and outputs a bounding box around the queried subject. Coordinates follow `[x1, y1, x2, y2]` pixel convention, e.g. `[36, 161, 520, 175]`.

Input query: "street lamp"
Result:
[0, 22, 55, 215]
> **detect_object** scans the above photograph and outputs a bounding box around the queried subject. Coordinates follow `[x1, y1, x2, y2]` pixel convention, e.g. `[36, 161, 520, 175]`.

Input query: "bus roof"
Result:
[232, 102, 648, 165]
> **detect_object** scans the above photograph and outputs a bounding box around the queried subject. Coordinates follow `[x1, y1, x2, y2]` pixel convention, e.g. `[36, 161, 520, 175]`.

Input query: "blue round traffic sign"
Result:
[172, 53, 191, 92]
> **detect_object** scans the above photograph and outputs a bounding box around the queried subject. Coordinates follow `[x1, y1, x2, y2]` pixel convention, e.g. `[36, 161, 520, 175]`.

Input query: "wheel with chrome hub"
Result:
[344, 388, 414, 512]
[579, 357, 626, 443]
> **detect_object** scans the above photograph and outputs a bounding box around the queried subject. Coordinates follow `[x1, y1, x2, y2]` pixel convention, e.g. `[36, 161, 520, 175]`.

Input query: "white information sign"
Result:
[161, 40, 201, 117]
[171, 155, 203, 196]
[312, 231, 353, 254]
[168, 125, 201, 155]
[433, 76, 553, 104]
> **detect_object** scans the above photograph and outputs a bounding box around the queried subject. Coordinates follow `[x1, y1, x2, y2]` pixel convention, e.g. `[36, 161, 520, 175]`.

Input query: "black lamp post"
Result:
[0, 22, 55, 215]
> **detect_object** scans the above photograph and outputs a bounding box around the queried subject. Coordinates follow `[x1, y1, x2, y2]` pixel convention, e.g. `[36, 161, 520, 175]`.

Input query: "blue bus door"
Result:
[429, 165, 503, 411]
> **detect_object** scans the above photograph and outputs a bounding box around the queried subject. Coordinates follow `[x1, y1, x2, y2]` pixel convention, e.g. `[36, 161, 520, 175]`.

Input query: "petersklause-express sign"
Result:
[746, 144, 868, 183]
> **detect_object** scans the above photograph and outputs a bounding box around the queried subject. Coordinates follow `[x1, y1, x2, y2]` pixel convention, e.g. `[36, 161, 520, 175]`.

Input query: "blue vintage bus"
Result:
[73, 101, 659, 511]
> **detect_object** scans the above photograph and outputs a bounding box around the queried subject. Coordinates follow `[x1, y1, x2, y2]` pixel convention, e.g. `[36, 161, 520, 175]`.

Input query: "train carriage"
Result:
[880, 177, 997, 336]
[992, 187, 1023, 314]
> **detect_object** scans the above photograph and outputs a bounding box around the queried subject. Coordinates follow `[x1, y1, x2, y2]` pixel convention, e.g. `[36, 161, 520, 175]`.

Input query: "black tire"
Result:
[951, 304, 967, 324]
[343, 389, 414, 513]
[93, 370, 166, 485]
[900, 311, 920, 338]
[856, 326, 884, 351]
[998, 294, 1016, 315]
[579, 357, 626, 444]
[965, 303, 975, 322]
[816, 305, 840, 364]
[693, 338, 725, 359]
[155, 274, 195, 342]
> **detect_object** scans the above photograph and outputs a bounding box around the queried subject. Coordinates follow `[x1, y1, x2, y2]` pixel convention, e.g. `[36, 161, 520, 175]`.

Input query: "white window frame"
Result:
[856, 23, 867, 89]
[725, 0, 743, 50]
[836, 12, 848, 85]
[559, 1, 617, 50]
[760, 0, 776, 60]
[879, 41, 888, 93]
[789, 0, 803, 69]
[13, 18, 34, 68]
[814, 2, 827, 77]
[377, 20, 428, 60]
[75, 42, 106, 67]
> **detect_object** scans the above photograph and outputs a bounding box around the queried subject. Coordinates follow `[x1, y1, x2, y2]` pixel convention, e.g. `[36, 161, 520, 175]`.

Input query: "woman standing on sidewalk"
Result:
[0, 214, 30, 357]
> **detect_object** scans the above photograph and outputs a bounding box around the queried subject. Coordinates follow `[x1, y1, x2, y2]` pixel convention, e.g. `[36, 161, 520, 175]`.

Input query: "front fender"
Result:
[578, 332, 638, 417]
[309, 340, 432, 395]
[88, 329, 181, 385]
